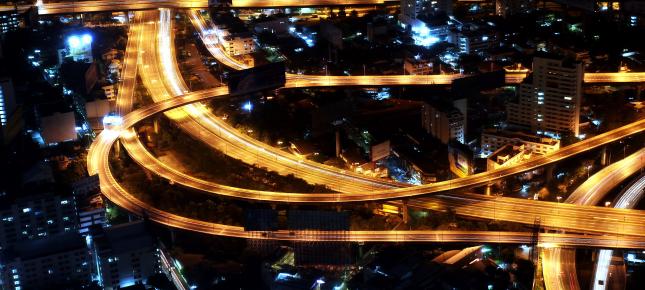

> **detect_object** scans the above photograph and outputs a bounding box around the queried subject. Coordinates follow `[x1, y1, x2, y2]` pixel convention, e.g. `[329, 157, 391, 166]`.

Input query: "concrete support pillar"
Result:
[114, 139, 121, 157]
[600, 145, 609, 166]
[636, 84, 643, 99]
[401, 200, 409, 224]
[544, 164, 555, 184]
[335, 130, 341, 157]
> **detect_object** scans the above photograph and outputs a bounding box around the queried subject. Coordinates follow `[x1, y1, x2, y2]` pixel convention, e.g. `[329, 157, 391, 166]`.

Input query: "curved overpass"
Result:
[87, 9, 645, 245]
[88, 127, 645, 248]
[542, 148, 645, 290]
[88, 83, 645, 237]
[37, 0, 393, 15]
[117, 10, 645, 204]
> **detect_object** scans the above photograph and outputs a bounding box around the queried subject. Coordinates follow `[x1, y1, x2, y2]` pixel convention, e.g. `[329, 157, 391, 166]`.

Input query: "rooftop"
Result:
[483, 129, 559, 146]
[3, 232, 86, 261]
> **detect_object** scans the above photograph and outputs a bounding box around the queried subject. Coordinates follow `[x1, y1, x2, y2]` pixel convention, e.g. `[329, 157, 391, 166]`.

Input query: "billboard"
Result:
[227, 62, 286, 96]
[448, 140, 473, 178]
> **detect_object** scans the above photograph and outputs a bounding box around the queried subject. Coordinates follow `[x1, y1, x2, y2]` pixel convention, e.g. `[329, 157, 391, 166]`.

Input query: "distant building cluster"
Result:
[212, 12, 256, 56]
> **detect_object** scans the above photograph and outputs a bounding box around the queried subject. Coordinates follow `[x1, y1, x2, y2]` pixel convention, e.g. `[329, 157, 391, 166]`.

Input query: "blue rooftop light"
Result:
[68, 35, 81, 48]
[242, 101, 253, 112]
[81, 34, 93, 45]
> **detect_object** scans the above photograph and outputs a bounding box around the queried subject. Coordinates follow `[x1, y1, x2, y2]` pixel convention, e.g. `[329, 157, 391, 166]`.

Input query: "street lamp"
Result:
[315, 278, 325, 290]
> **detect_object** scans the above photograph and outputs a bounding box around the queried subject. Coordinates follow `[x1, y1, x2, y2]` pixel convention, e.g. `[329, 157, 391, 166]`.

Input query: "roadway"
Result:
[542, 248, 580, 290]
[567, 147, 645, 206]
[131, 8, 397, 193]
[116, 10, 645, 203]
[592, 173, 645, 290]
[83, 124, 645, 248]
[37, 0, 392, 15]
[105, 11, 645, 236]
[38, 0, 209, 15]
[88, 79, 645, 237]
[542, 148, 644, 290]
[85, 9, 645, 246]
[118, 99, 645, 203]
[115, 12, 143, 114]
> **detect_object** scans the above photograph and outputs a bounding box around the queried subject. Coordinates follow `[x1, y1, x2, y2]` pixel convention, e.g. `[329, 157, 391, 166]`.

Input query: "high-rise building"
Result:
[506, 56, 583, 137]
[0, 10, 20, 35]
[0, 232, 92, 290]
[400, 0, 453, 23]
[421, 100, 466, 144]
[0, 78, 23, 145]
[90, 221, 160, 289]
[0, 193, 78, 251]
[554, 0, 596, 11]
[495, 0, 535, 17]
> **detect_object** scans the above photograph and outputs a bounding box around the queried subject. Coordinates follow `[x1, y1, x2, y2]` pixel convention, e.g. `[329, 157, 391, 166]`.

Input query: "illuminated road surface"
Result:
[118, 10, 645, 203]
[567, 148, 645, 206]
[87, 127, 645, 247]
[115, 12, 144, 114]
[88, 81, 645, 237]
[542, 248, 579, 290]
[592, 173, 645, 290]
[131, 9, 397, 193]
[38, 0, 208, 14]
[38, 0, 392, 14]
[541, 149, 645, 290]
[84, 9, 645, 244]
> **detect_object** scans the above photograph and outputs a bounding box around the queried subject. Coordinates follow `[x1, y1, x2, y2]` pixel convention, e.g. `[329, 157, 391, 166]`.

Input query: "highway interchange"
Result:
[82, 7, 642, 245]
[542, 149, 645, 290]
[71, 7, 645, 290]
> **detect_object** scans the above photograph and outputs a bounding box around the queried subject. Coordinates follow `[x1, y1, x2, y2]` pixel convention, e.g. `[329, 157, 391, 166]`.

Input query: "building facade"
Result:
[506, 56, 583, 137]
[486, 143, 532, 171]
[91, 221, 160, 289]
[422, 101, 465, 144]
[481, 129, 560, 156]
[0, 78, 23, 145]
[221, 33, 255, 56]
[404, 56, 434, 75]
[0, 193, 78, 251]
[0, 10, 20, 35]
[0, 232, 92, 290]
[400, 0, 453, 24]
[495, 0, 535, 17]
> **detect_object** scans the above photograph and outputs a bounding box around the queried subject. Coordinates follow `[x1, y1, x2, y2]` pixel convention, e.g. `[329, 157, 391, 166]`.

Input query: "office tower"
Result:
[90, 221, 160, 289]
[0, 193, 78, 250]
[0, 232, 92, 290]
[507, 56, 583, 137]
[400, 0, 453, 22]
